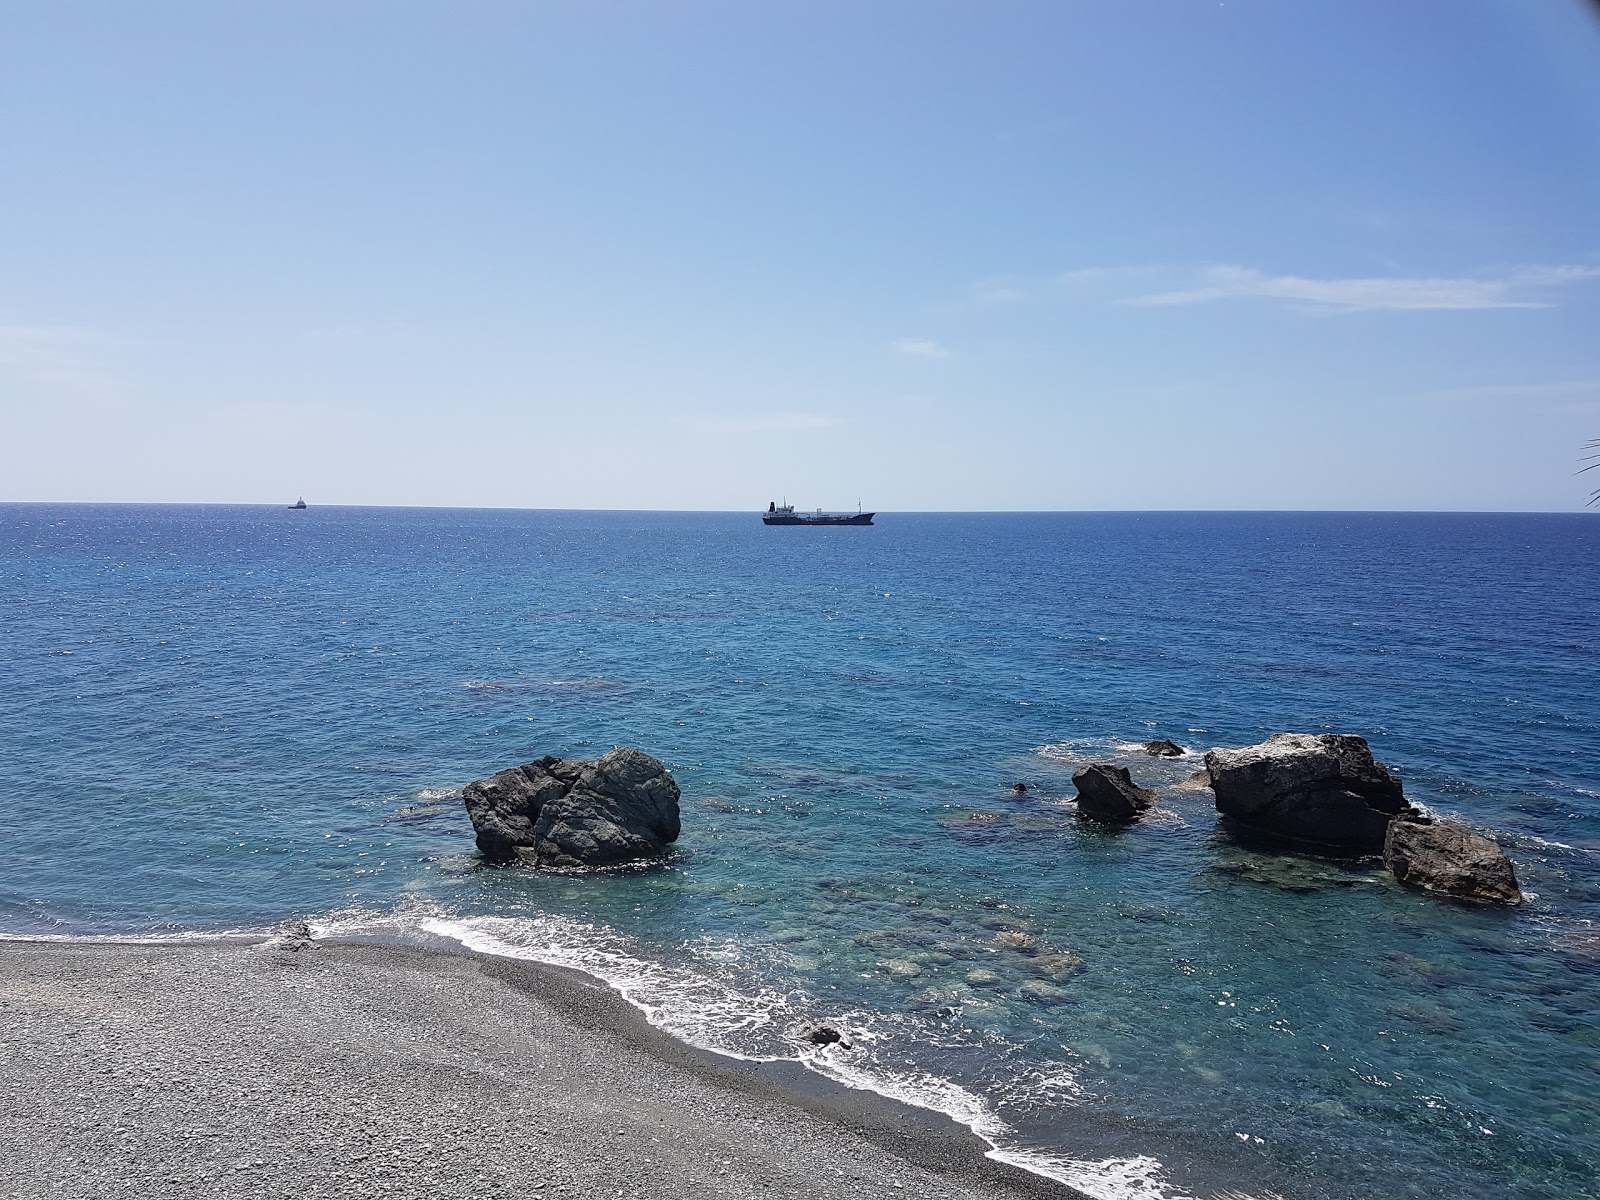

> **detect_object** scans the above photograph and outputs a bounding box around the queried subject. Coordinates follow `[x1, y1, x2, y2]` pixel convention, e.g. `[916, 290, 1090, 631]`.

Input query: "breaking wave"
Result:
[308, 903, 1195, 1200]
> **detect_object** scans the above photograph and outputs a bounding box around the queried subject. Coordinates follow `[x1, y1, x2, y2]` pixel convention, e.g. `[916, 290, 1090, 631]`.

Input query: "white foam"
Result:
[1035, 738, 1204, 765]
[988, 1150, 1201, 1200]
[308, 904, 1201, 1200]
[1505, 831, 1590, 854]
[0, 927, 262, 945]
[808, 1049, 1007, 1141]
[1405, 805, 1591, 855]
[315, 906, 803, 1063]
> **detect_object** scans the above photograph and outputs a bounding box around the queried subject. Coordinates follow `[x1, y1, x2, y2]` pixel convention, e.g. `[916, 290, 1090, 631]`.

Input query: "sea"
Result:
[2, 505, 1597, 1200]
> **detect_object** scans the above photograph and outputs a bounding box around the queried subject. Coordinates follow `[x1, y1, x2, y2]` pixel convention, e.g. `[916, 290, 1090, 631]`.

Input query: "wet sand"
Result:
[0, 936, 1081, 1200]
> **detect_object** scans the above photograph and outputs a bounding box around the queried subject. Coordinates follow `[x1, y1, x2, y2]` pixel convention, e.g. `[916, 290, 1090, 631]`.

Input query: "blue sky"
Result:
[3, 0, 1599, 510]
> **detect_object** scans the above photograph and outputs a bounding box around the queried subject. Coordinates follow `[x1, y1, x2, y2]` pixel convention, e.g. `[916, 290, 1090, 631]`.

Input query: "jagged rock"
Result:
[807, 1026, 844, 1046]
[462, 747, 681, 869]
[1205, 733, 1410, 855]
[1072, 764, 1156, 824]
[1384, 816, 1522, 905]
[1144, 740, 1186, 757]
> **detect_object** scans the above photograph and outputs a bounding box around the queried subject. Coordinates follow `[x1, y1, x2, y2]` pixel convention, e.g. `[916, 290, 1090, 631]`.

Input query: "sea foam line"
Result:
[1035, 738, 1207, 765]
[0, 927, 261, 945]
[310, 906, 1198, 1200]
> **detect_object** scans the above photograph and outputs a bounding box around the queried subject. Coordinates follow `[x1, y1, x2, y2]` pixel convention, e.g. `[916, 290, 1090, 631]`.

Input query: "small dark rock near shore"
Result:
[807, 1026, 851, 1048]
[1144, 740, 1186, 758]
[1072, 764, 1156, 824]
[463, 747, 681, 869]
[1205, 733, 1411, 855]
[1384, 816, 1523, 905]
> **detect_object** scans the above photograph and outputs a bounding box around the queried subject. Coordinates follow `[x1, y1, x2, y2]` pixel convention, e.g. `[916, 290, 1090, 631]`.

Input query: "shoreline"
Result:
[1, 934, 1083, 1200]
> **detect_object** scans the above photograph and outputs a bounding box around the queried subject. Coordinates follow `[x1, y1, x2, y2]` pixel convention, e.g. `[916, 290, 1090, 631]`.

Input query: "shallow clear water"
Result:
[2, 505, 1597, 1199]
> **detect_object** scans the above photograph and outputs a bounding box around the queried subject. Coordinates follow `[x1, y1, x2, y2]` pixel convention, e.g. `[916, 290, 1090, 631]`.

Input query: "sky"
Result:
[3, 0, 1599, 511]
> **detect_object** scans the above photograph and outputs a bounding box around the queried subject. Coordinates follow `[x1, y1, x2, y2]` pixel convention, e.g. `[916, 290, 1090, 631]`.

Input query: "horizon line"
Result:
[0, 501, 1593, 516]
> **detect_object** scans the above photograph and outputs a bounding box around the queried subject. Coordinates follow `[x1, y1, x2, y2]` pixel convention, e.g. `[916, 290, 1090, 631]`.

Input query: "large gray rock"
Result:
[1204, 733, 1410, 855]
[462, 747, 681, 869]
[1072, 764, 1155, 824]
[1384, 816, 1522, 905]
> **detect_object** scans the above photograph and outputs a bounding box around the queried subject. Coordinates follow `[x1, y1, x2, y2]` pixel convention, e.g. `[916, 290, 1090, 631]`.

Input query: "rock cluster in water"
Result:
[1201, 733, 1521, 905]
[1057, 731, 1522, 905]
[462, 747, 681, 869]
[1204, 732, 1411, 855]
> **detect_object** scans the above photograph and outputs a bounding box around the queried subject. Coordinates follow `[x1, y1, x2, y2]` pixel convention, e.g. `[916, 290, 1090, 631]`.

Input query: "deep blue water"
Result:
[2, 505, 1597, 1199]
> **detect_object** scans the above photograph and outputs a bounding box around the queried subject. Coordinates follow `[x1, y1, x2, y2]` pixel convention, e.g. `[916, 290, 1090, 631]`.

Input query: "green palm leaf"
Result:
[1582, 439, 1600, 506]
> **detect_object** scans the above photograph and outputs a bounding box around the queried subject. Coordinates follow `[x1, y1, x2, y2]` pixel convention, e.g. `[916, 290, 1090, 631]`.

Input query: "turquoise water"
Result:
[2, 505, 1597, 1199]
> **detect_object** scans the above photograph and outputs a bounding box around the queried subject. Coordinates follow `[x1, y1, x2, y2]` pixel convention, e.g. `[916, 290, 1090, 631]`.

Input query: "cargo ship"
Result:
[762, 501, 874, 526]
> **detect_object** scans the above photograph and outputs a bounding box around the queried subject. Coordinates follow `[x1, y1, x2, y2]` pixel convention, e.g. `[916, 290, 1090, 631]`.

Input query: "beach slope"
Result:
[0, 938, 1078, 1200]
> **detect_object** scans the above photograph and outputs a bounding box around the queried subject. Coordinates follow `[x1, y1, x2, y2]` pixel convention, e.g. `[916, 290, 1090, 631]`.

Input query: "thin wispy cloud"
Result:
[687, 412, 843, 434]
[892, 338, 951, 359]
[1121, 264, 1600, 313]
[0, 324, 94, 366]
[1057, 267, 1122, 287]
[305, 322, 417, 342]
[1506, 264, 1600, 287]
[1425, 379, 1600, 406]
[970, 278, 1026, 307]
[0, 324, 130, 399]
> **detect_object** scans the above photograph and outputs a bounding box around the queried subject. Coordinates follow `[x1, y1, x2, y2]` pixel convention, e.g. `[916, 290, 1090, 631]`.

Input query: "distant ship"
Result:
[763, 501, 874, 526]
[288, 497, 307, 510]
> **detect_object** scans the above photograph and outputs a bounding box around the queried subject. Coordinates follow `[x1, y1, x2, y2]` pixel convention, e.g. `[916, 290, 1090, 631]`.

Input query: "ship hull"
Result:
[762, 513, 874, 526]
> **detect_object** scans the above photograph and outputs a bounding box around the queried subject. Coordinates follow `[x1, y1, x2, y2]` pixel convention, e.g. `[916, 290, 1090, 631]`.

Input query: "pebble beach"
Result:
[0, 936, 1077, 1200]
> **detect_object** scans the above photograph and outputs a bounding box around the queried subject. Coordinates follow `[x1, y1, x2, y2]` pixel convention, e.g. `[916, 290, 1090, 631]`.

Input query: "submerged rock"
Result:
[1205, 733, 1410, 856]
[1203, 856, 1370, 895]
[462, 747, 681, 869]
[993, 930, 1038, 953]
[1383, 816, 1523, 905]
[1144, 740, 1186, 758]
[852, 929, 905, 951]
[1018, 980, 1070, 1004]
[1072, 764, 1156, 824]
[1026, 952, 1085, 979]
